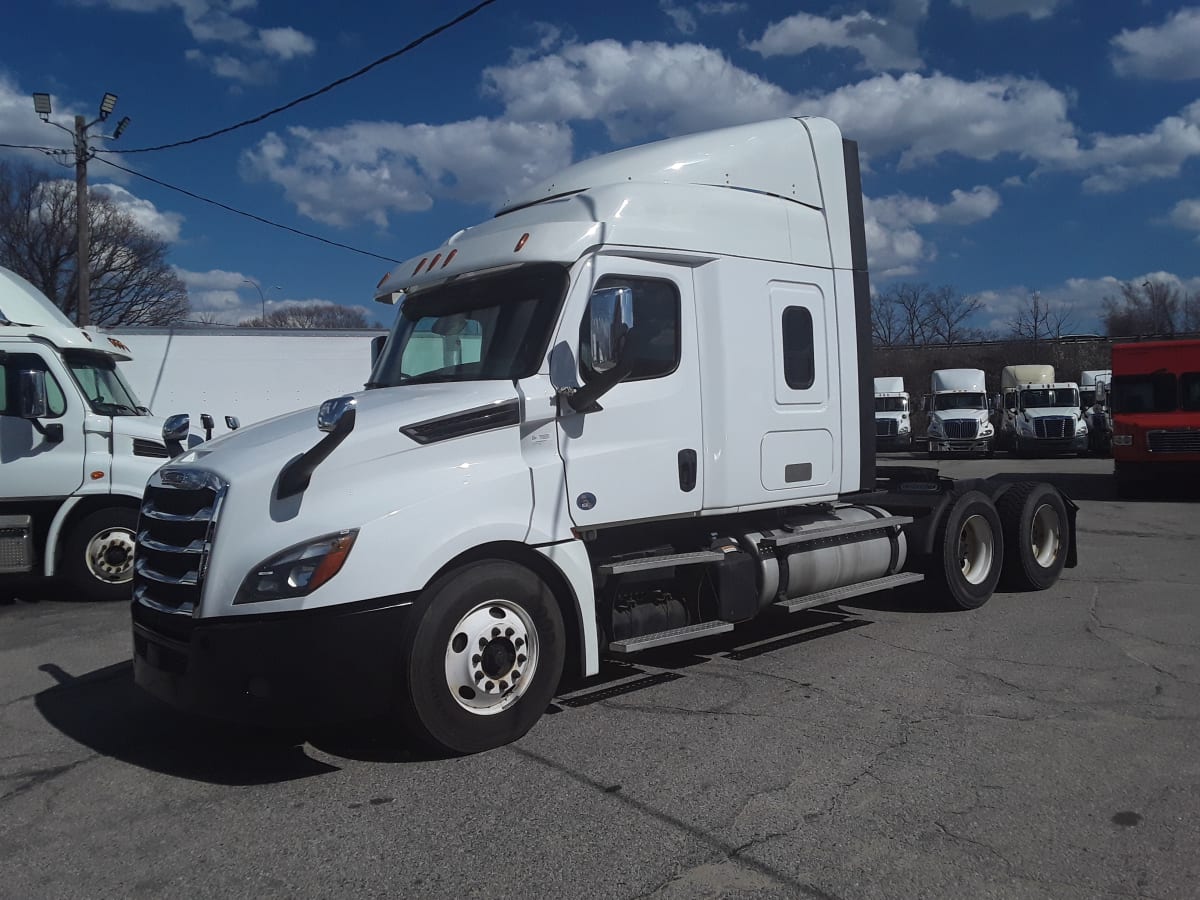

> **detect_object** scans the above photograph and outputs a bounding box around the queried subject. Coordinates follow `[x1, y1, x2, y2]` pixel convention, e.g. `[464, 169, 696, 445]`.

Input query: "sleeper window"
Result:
[781, 306, 815, 390]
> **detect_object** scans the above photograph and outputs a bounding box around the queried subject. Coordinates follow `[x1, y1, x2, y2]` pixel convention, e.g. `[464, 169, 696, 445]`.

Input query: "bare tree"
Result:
[0, 161, 188, 325]
[1101, 279, 1181, 336]
[1008, 291, 1076, 344]
[890, 283, 937, 347]
[927, 284, 985, 345]
[1178, 289, 1200, 334]
[242, 302, 371, 329]
[870, 289, 902, 346]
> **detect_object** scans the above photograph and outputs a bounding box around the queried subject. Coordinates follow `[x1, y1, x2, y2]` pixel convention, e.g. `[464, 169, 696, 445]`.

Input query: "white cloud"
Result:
[0, 77, 76, 159]
[172, 268, 374, 325]
[90, 183, 185, 242]
[660, 1, 697, 35]
[1169, 198, 1200, 240]
[81, 1, 315, 84]
[950, 0, 1066, 20]
[866, 186, 1001, 277]
[696, 2, 747, 13]
[483, 40, 794, 143]
[1111, 8, 1200, 82]
[240, 118, 574, 227]
[747, 2, 926, 72]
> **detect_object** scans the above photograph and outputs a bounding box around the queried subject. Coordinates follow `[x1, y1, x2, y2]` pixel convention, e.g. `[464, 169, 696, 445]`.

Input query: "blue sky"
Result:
[2, 0, 1198, 333]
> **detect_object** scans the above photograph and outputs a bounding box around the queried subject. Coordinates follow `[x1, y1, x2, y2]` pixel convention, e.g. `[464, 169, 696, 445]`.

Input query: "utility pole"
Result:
[33, 92, 131, 327]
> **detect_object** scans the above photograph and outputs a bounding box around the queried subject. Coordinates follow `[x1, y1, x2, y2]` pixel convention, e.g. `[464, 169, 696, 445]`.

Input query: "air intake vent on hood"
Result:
[401, 399, 521, 445]
[133, 438, 171, 459]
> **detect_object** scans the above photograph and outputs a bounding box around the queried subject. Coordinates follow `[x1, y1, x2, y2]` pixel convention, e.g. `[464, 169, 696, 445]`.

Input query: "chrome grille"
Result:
[875, 419, 898, 437]
[1034, 417, 1072, 439]
[944, 420, 979, 440]
[134, 468, 226, 616]
[1148, 429, 1200, 453]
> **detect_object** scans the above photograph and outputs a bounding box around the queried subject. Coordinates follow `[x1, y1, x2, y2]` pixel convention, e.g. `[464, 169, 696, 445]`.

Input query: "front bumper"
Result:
[132, 594, 415, 726]
[875, 433, 913, 451]
[928, 437, 993, 454]
[1018, 434, 1088, 454]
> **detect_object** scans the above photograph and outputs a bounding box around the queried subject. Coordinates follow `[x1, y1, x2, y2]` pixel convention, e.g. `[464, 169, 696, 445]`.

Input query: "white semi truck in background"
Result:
[131, 118, 1078, 754]
[0, 267, 198, 600]
[998, 364, 1088, 456]
[924, 368, 994, 457]
[873, 376, 912, 450]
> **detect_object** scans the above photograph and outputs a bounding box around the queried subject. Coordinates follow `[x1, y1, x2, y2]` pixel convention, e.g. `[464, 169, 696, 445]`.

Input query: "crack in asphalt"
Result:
[0, 755, 97, 805]
[1087, 587, 1200, 687]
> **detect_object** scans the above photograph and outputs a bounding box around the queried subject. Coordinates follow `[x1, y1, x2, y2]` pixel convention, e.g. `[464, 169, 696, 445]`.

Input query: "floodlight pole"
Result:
[74, 115, 91, 327]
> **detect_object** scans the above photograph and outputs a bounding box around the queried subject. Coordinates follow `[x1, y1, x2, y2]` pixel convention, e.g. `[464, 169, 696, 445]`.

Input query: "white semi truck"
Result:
[0, 267, 197, 600]
[924, 368, 994, 457]
[130, 118, 1078, 754]
[873, 376, 912, 450]
[998, 364, 1088, 456]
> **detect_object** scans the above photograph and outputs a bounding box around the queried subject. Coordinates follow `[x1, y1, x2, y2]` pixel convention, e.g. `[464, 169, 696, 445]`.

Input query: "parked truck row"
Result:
[126, 117, 1079, 754]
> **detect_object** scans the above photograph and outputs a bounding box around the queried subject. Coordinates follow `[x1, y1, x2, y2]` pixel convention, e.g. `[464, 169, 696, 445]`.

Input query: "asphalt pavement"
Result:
[2, 454, 1198, 899]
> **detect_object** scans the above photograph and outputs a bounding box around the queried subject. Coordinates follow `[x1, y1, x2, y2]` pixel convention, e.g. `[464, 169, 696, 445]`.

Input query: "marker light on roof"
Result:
[413, 257, 428, 276]
[514, 233, 530, 252]
[428, 253, 442, 270]
[442, 249, 457, 268]
[375, 271, 390, 289]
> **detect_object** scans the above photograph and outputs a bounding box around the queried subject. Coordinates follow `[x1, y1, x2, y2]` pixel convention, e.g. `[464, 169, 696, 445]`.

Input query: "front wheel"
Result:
[996, 482, 1068, 591]
[61, 508, 139, 601]
[927, 490, 1004, 610]
[397, 560, 566, 755]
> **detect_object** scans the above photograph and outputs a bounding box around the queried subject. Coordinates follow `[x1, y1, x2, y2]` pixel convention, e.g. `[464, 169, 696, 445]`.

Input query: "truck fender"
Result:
[42, 496, 83, 577]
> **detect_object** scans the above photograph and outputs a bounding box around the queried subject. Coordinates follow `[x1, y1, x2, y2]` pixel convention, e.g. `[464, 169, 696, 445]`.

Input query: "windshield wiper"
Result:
[396, 372, 459, 387]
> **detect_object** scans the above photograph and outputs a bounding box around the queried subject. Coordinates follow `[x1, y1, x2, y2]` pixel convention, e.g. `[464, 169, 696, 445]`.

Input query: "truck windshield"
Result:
[369, 263, 569, 388]
[1183, 373, 1200, 411]
[933, 393, 985, 411]
[1020, 388, 1078, 409]
[1110, 373, 1176, 414]
[62, 350, 144, 416]
[875, 396, 907, 412]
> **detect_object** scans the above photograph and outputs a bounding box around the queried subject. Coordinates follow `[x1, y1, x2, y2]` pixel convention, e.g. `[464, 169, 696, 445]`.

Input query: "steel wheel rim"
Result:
[1030, 503, 1061, 568]
[444, 599, 539, 716]
[85, 527, 136, 584]
[958, 514, 994, 585]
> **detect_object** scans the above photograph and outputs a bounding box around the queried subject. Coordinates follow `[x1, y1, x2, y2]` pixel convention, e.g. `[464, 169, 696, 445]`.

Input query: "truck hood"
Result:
[1023, 407, 1081, 418]
[112, 413, 169, 443]
[176, 381, 522, 486]
[930, 411, 989, 423]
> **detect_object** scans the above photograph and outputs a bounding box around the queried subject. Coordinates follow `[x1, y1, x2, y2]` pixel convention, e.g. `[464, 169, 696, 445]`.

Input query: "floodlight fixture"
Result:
[99, 92, 118, 120]
[32, 93, 52, 120]
[113, 116, 131, 139]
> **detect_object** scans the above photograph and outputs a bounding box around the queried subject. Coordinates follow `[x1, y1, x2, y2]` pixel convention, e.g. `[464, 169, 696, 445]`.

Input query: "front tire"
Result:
[996, 482, 1068, 591]
[397, 560, 565, 755]
[61, 508, 139, 601]
[927, 490, 1004, 610]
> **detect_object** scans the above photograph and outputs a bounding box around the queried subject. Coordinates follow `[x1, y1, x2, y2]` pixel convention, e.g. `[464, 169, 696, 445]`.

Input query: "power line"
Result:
[95, 0, 499, 156]
[0, 142, 69, 154]
[94, 156, 402, 264]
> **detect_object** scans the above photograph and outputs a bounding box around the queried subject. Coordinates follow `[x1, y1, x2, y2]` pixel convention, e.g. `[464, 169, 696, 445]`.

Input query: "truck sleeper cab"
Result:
[873, 376, 912, 451]
[998, 365, 1087, 457]
[131, 118, 1077, 755]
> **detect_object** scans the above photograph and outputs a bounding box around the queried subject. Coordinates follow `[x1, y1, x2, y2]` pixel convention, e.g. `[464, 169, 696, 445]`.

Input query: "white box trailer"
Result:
[108, 326, 387, 436]
[130, 117, 1079, 754]
[998, 364, 1087, 456]
[873, 376, 911, 450]
[925, 368, 994, 456]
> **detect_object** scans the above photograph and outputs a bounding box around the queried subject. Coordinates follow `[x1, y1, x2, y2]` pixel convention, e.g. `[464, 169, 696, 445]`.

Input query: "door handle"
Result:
[677, 449, 697, 492]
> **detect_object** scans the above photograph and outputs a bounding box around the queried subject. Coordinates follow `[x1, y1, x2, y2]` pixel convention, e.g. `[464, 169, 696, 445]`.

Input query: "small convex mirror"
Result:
[16, 369, 48, 419]
[162, 413, 190, 443]
[318, 396, 357, 434]
[225, 415, 241, 431]
[585, 285, 634, 374]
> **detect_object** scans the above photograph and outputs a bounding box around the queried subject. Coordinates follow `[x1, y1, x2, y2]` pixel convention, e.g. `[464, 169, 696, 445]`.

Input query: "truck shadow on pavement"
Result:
[983, 470, 1200, 503]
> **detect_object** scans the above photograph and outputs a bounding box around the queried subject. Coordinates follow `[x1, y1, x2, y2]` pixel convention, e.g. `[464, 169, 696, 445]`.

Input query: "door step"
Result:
[774, 572, 925, 613]
[607, 620, 734, 654]
[758, 515, 912, 549]
[599, 549, 725, 575]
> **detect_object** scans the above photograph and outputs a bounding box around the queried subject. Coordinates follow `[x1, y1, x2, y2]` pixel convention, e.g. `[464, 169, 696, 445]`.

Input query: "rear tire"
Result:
[61, 508, 139, 602]
[927, 490, 1004, 610]
[996, 482, 1068, 591]
[396, 560, 565, 755]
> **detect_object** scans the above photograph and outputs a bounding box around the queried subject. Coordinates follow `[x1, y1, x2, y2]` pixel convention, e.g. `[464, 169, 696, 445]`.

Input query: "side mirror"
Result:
[225, 415, 241, 431]
[163, 413, 190, 458]
[17, 369, 48, 419]
[586, 286, 634, 374]
[200, 413, 215, 441]
[370, 334, 387, 368]
[318, 396, 357, 436]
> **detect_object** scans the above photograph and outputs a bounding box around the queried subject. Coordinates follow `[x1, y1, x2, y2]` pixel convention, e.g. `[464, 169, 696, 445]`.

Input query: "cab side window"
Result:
[579, 275, 681, 382]
[0, 353, 67, 418]
[781, 306, 814, 390]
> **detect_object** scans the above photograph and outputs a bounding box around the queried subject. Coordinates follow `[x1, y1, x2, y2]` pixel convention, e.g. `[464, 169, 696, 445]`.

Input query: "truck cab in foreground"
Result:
[1109, 339, 1200, 495]
[873, 376, 912, 450]
[925, 368, 994, 457]
[999, 364, 1087, 456]
[131, 118, 1077, 754]
[0, 267, 188, 600]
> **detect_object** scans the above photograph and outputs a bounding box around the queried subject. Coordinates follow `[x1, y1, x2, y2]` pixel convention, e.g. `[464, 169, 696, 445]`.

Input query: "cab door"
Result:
[555, 257, 703, 528]
[0, 349, 86, 500]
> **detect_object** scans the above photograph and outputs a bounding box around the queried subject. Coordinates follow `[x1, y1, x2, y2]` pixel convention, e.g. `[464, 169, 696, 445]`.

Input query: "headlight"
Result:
[898, 422, 911, 433]
[1113, 434, 1133, 446]
[980, 421, 994, 435]
[235, 529, 359, 604]
[1075, 418, 1088, 434]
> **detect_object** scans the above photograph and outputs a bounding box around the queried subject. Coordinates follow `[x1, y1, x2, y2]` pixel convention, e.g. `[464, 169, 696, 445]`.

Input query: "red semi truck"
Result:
[1109, 339, 1200, 495]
